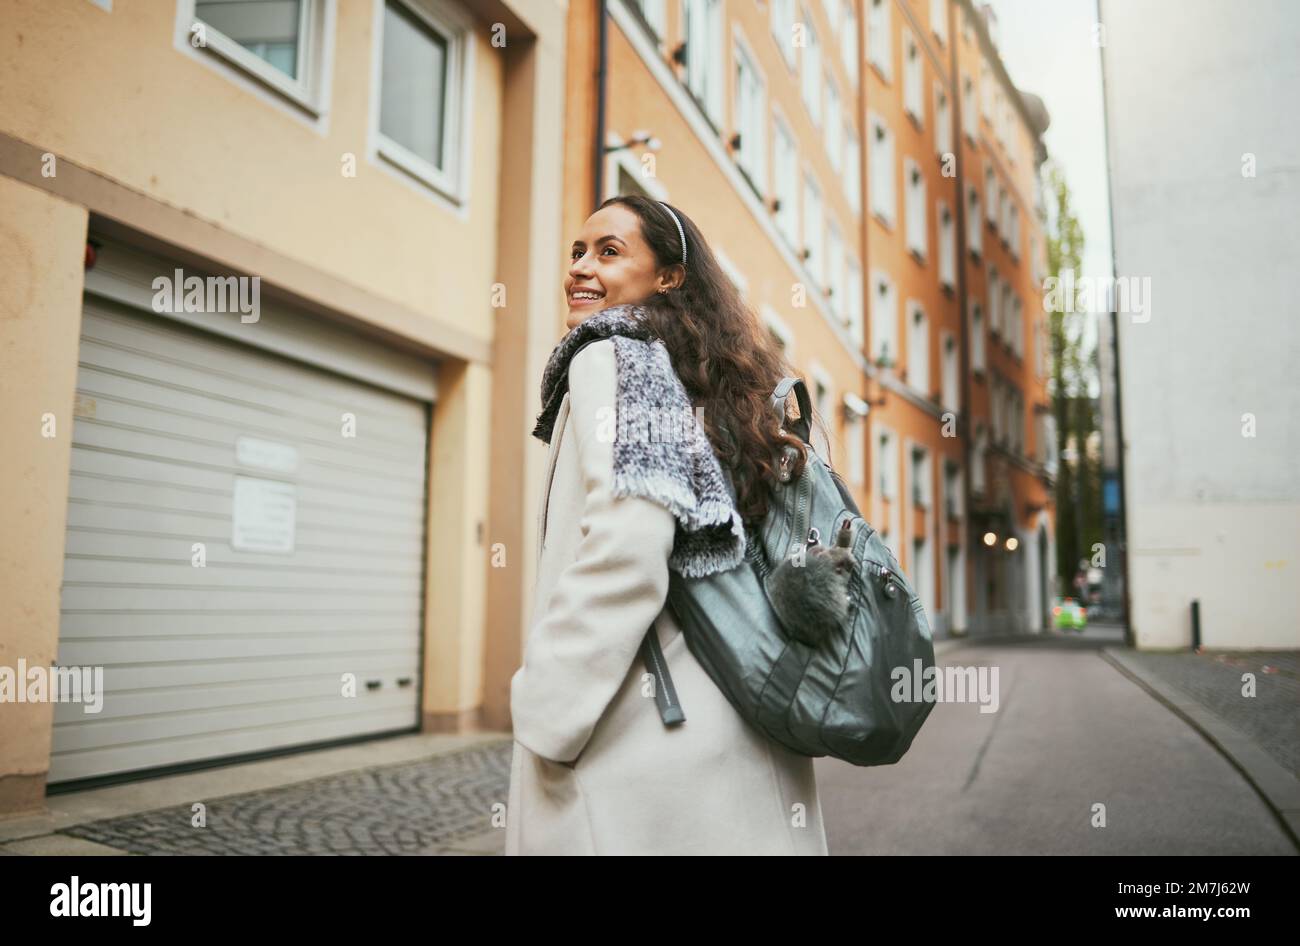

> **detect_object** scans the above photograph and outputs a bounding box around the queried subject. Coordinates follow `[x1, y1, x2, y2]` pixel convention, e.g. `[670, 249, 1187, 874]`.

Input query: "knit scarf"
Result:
[532, 303, 746, 578]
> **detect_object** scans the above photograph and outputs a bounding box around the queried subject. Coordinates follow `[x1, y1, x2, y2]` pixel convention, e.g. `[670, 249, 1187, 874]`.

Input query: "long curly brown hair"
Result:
[601, 194, 819, 528]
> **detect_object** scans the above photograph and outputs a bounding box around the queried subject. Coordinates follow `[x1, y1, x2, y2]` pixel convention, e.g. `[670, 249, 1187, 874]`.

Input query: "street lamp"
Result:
[1005, 536, 1019, 551]
[983, 531, 997, 546]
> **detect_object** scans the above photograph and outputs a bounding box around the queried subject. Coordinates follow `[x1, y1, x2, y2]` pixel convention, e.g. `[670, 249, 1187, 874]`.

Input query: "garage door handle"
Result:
[396, 677, 412, 688]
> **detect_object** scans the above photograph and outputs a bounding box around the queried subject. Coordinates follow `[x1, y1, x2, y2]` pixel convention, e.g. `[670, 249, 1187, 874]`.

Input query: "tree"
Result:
[1042, 161, 1100, 595]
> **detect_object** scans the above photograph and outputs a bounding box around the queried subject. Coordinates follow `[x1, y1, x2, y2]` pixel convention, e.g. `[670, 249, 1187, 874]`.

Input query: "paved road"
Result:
[815, 635, 1296, 855]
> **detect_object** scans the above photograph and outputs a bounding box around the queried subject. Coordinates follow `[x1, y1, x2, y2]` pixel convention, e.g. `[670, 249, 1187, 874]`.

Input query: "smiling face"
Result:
[565, 203, 682, 329]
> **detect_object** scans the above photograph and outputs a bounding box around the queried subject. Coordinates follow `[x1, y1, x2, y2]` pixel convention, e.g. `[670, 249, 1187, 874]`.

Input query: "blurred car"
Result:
[1053, 597, 1087, 631]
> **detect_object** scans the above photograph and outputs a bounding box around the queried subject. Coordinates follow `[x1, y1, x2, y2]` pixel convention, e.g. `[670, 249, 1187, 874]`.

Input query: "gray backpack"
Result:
[640, 376, 937, 766]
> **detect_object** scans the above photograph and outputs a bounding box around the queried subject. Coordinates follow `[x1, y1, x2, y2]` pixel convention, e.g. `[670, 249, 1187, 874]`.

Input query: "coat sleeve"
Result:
[509, 338, 679, 765]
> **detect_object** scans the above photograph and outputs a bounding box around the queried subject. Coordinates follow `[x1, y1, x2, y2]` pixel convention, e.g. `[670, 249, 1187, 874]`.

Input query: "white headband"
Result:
[659, 201, 687, 266]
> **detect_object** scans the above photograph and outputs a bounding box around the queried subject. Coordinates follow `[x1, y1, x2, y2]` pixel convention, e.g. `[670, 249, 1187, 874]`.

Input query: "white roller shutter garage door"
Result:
[52, 296, 430, 784]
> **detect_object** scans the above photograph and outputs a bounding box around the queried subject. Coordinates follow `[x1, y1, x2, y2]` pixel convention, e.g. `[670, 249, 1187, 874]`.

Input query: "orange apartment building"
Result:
[563, 0, 1055, 636]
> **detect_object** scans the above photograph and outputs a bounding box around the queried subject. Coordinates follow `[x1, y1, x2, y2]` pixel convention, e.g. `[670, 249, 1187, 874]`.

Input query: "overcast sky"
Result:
[986, 0, 1113, 296]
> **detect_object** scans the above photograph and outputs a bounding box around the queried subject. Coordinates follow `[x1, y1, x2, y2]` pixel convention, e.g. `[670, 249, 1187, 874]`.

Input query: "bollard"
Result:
[1190, 599, 1201, 652]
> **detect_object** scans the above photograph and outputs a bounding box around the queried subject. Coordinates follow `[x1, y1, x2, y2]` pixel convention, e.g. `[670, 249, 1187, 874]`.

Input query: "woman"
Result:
[506, 195, 829, 855]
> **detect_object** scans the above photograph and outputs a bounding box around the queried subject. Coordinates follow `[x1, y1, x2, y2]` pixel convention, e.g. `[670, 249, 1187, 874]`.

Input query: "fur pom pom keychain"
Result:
[767, 518, 855, 647]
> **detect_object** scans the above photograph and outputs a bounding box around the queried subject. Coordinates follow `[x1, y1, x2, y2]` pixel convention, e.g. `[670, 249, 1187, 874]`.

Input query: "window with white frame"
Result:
[803, 171, 825, 287]
[938, 201, 955, 290]
[734, 40, 767, 195]
[941, 332, 959, 412]
[844, 127, 861, 214]
[1009, 204, 1020, 258]
[869, 113, 896, 226]
[903, 29, 923, 125]
[961, 73, 976, 140]
[800, 5, 822, 127]
[904, 158, 927, 259]
[930, 0, 947, 45]
[773, 114, 799, 248]
[770, 0, 796, 68]
[980, 60, 993, 121]
[967, 184, 982, 257]
[189, 0, 326, 110]
[877, 430, 897, 499]
[375, 0, 470, 198]
[911, 445, 930, 508]
[826, 219, 845, 319]
[944, 461, 962, 518]
[868, 0, 891, 81]
[845, 255, 864, 348]
[999, 184, 1011, 243]
[990, 374, 1003, 444]
[970, 299, 985, 372]
[870, 270, 898, 367]
[1012, 295, 1023, 357]
[847, 402, 866, 485]
[840, 0, 859, 90]
[812, 370, 833, 459]
[1002, 281, 1014, 348]
[684, 0, 724, 126]
[907, 302, 930, 395]
[985, 163, 997, 226]
[988, 266, 1000, 337]
[764, 307, 796, 358]
[971, 423, 987, 494]
[935, 82, 952, 160]
[1037, 317, 1049, 377]
[824, 76, 842, 171]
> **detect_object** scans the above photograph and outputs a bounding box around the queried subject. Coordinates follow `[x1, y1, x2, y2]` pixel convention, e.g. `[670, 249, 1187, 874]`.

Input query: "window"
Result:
[870, 270, 898, 367]
[904, 158, 927, 260]
[877, 430, 897, 499]
[911, 446, 930, 508]
[944, 461, 962, 518]
[189, 0, 326, 111]
[845, 255, 864, 348]
[985, 164, 997, 226]
[907, 302, 930, 396]
[967, 184, 982, 257]
[803, 172, 825, 287]
[734, 40, 767, 196]
[1011, 295, 1023, 357]
[935, 83, 952, 160]
[800, 5, 822, 127]
[764, 307, 796, 358]
[930, 0, 947, 45]
[1009, 203, 1021, 258]
[988, 266, 1000, 337]
[1002, 281, 1014, 349]
[824, 76, 842, 171]
[847, 400, 866, 485]
[840, 0, 859, 89]
[941, 333, 959, 413]
[844, 128, 862, 214]
[868, 0, 891, 81]
[971, 424, 987, 495]
[999, 184, 1011, 243]
[938, 201, 955, 290]
[869, 113, 896, 226]
[812, 369, 833, 459]
[961, 73, 976, 141]
[773, 115, 799, 248]
[684, 0, 724, 126]
[903, 29, 923, 124]
[980, 61, 993, 122]
[770, 0, 796, 69]
[826, 220, 845, 320]
[970, 299, 986, 372]
[990, 374, 1003, 444]
[375, 0, 470, 199]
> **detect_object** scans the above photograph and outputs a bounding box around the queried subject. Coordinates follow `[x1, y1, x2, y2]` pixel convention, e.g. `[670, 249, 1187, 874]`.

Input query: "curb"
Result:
[1101, 646, 1300, 852]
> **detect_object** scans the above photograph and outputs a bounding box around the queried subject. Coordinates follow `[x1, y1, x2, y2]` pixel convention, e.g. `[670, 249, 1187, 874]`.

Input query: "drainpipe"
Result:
[593, 1, 608, 211]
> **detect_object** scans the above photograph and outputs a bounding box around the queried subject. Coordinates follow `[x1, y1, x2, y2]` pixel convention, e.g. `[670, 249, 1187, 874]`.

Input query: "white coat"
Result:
[506, 338, 828, 855]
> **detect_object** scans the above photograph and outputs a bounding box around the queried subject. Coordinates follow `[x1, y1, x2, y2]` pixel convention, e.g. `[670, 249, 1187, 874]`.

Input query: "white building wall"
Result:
[1100, 0, 1300, 649]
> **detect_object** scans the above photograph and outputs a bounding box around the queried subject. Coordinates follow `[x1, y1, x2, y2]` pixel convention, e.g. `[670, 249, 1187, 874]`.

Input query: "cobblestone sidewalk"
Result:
[1117, 649, 1299, 777]
[57, 739, 515, 855]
